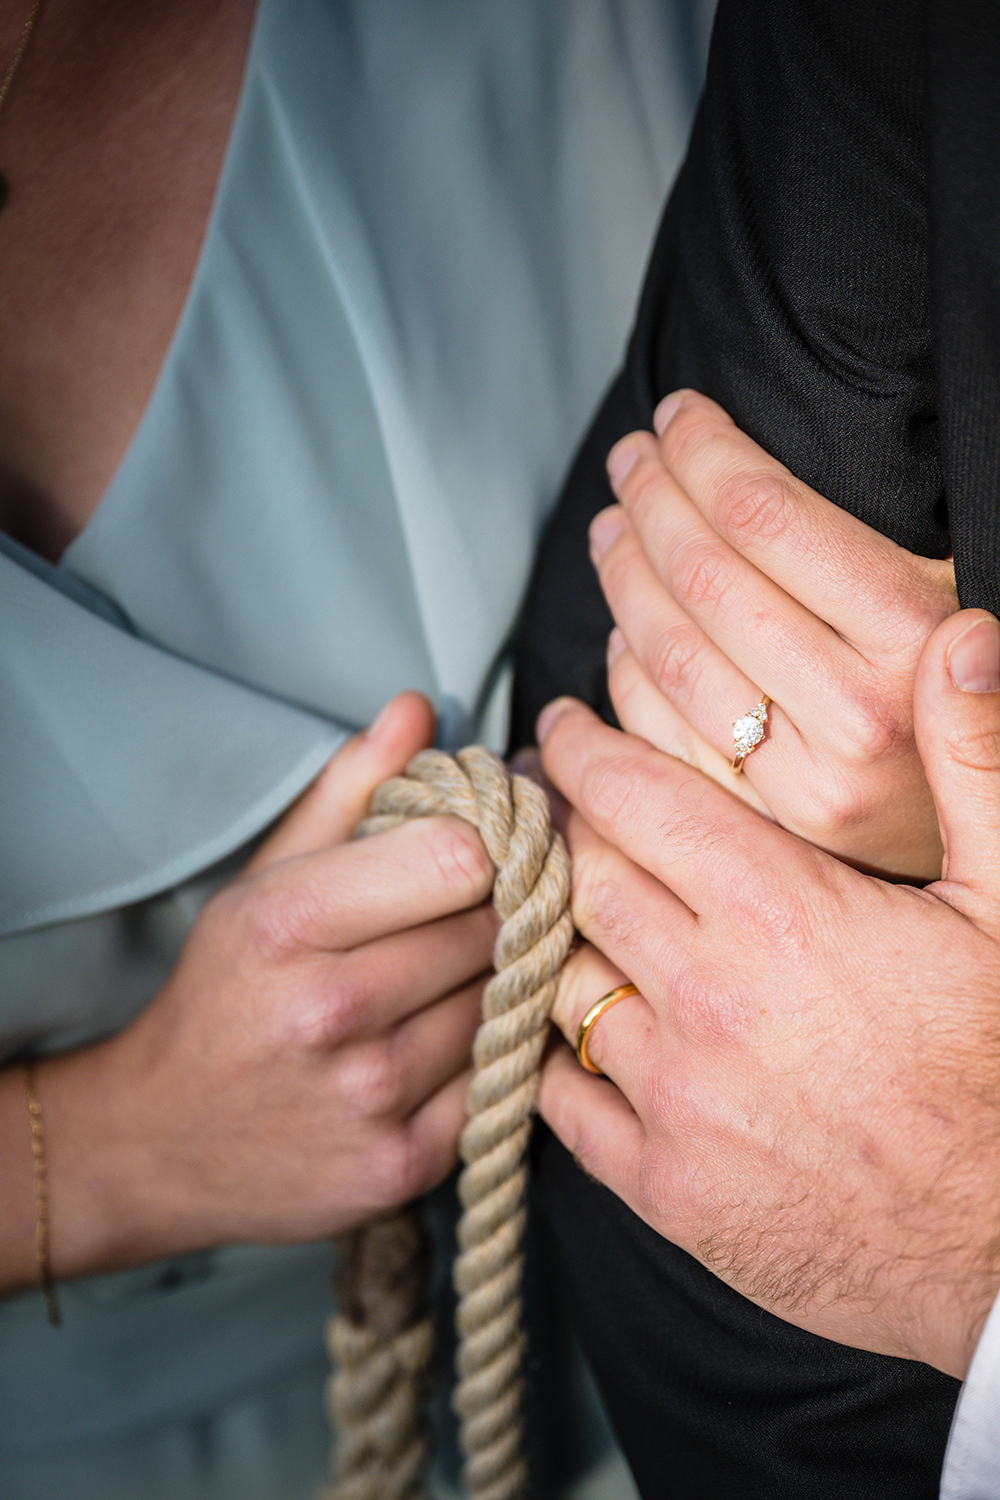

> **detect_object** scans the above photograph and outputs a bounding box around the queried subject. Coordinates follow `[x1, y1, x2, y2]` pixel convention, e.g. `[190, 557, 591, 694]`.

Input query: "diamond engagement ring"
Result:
[731, 695, 771, 773]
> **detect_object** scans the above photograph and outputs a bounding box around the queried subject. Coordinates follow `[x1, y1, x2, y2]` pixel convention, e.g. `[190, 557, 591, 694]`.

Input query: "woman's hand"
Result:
[593, 391, 958, 879]
[7, 692, 495, 1285]
[536, 610, 1000, 1379]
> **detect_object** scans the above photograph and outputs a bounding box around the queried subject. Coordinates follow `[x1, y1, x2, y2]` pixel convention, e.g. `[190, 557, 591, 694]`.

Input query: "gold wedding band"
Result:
[731, 694, 770, 773]
[575, 983, 640, 1075]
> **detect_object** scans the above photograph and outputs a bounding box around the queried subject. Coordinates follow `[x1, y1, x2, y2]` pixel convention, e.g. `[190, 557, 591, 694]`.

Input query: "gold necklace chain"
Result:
[0, 0, 46, 115]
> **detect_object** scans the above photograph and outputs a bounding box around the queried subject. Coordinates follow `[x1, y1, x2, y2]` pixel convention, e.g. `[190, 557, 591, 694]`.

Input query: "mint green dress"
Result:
[0, 2, 711, 1493]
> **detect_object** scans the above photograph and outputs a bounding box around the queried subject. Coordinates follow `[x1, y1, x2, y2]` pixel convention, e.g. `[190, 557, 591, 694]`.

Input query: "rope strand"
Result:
[326, 747, 572, 1500]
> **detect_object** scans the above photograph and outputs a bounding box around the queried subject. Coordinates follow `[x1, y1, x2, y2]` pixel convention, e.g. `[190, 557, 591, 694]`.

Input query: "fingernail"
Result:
[947, 617, 1000, 692]
[589, 507, 624, 561]
[366, 701, 394, 738]
[536, 697, 575, 745]
[606, 438, 640, 485]
[653, 391, 685, 435]
[607, 626, 627, 663]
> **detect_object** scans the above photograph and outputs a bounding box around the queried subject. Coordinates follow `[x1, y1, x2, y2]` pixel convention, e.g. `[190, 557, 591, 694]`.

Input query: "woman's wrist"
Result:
[0, 1062, 44, 1294]
[0, 1032, 201, 1297]
[36, 1030, 200, 1282]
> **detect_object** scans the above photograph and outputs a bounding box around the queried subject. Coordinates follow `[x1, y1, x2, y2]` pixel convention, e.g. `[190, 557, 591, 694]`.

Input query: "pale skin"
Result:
[537, 392, 1000, 1381]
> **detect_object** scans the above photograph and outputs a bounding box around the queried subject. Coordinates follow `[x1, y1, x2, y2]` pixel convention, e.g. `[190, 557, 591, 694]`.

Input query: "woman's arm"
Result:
[0, 692, 492, 1292]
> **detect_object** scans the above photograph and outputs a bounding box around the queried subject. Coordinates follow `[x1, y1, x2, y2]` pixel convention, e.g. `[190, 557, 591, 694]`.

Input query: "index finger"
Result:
[638, 392, 954, 660]
[248, 815, 495, 952]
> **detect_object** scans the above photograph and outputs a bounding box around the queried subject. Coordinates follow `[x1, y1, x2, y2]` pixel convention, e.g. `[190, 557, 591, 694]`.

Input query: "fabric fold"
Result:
[1, 552, 343, 935]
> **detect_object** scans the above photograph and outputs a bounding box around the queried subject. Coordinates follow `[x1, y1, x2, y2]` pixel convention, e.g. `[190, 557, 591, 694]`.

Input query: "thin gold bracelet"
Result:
[22, 1062, 61, 1327]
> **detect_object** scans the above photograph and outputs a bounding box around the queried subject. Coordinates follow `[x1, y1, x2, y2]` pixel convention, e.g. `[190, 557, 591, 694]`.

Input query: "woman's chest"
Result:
[0, 0, 254, 559]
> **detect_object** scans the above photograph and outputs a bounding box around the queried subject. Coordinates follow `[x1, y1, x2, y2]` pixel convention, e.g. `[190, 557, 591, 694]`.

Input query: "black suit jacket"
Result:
[512, 2, 999, 1494]
[513, 0, 1000, 745]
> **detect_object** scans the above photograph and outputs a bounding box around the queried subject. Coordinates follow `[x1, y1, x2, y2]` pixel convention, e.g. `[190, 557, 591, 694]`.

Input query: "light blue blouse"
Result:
[0, 1, 712, 1493]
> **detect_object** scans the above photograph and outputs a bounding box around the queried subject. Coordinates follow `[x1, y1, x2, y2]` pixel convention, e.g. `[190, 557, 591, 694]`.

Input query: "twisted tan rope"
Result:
[324, 746, 573, 1500]
[323, 1209, 436, 1500]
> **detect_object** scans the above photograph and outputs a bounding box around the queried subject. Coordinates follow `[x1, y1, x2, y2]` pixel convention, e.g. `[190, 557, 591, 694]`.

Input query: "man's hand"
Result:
[537, 609, 1000, 1379]
[592, 391, 958, 879]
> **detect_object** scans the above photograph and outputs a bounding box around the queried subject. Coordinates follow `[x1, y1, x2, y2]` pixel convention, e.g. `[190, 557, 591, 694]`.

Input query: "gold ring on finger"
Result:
[575, 983, 640, 1075]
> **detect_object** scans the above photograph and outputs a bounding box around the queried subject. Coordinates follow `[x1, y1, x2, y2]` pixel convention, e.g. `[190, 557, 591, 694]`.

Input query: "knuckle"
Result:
[724, 865, 818, 959]
[576, 746, 646, 830]
[714, 471, 798, 549]
[241, 876, 315, 963]
[873, 585, 954, 668]
[570, 867, 675, 991]
[625, 460, 674, 526]
[570, 854, 636, 948]
[669, 537, 737, 615]
[366, 1124, 440, 1210]
[945, 724, 1000, 776]
[285, 970, 372, 1051]
[335, 1040, 407, 1119]
[831, 679, 912, 765]
[659, 400, 714, 473]
[424, 819, 493, 904]
[804, 768, 873, 837]
[663, 964, 751, 1048]
[646, 619, 706, 699]
[567, 847, 613, 933]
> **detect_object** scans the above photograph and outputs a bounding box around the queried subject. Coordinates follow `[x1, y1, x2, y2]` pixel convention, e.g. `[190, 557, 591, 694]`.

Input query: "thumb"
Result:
[245, 691, 436, 871]
[914, 609, 1000, 925]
